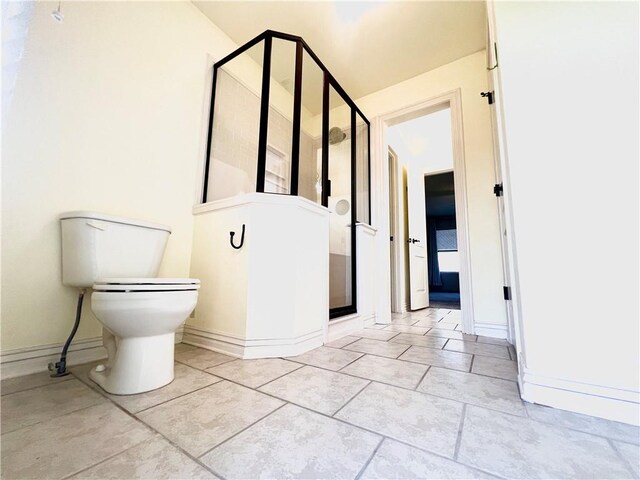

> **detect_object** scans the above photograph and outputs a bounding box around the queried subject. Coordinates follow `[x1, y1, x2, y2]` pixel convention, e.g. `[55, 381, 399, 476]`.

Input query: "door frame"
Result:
[388, 147, 402, 313]
[375, 89, 475, 333]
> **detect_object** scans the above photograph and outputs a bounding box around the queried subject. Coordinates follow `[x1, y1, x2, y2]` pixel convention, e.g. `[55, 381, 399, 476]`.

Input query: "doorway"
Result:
[425, 171, 460, 309]
[384, 91, 474, 331]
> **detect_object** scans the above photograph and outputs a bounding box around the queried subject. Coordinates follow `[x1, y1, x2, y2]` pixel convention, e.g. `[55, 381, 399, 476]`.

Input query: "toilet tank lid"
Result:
[59, 211, 171, 233]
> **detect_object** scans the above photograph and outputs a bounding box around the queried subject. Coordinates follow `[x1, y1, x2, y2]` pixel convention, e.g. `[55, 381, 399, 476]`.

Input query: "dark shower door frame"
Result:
[201, 29, 371, 320]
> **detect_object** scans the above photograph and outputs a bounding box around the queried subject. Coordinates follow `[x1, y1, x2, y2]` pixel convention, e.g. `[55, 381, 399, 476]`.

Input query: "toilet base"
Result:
[90, 332, 175, 395]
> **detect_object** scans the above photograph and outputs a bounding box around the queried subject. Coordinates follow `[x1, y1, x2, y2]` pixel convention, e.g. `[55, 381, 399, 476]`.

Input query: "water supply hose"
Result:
[49, 289, 85, 377]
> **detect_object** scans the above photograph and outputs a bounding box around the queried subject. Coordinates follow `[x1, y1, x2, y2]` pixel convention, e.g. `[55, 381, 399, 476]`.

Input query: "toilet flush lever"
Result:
[230, 224, 245, 250]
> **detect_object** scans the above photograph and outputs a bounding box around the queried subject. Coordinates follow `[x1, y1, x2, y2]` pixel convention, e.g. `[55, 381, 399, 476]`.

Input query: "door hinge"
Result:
[390, 235, 394, 242]
[493, 183, 503, 197]
[503, 286, 511, 301]
[481, 91, 494, 105]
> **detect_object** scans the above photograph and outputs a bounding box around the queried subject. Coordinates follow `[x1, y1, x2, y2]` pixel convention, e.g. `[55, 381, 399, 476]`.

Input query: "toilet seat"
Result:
[93, 278, 200, 292]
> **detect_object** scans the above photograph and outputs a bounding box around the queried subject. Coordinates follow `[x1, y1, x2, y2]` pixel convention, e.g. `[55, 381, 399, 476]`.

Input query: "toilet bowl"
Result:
[89, 278, 200, 395]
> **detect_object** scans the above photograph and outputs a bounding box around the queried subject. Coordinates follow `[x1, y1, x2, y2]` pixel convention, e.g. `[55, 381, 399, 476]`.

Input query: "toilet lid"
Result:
[93, 278, 200, 292]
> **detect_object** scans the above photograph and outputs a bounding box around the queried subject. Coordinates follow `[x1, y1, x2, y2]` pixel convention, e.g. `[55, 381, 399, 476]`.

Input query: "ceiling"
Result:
[193, 1, 487, 101]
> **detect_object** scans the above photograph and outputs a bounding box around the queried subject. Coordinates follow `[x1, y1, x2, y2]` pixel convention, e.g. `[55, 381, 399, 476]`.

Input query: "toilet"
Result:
[60, 211, 199, 395]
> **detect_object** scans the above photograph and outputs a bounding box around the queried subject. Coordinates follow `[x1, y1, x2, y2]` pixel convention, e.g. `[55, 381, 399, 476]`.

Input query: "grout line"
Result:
[468, 354, 475, 373]
[354, 436, 384, 480]
[441, 338, 450, 350]
[337, 353, 367, 372]
[174, 355, 238, 371]
[413, 365, 431, 391]
[606, 437, 638, 478]
[196, 402, 288, 461]
[333, 336, 361, 349]
[452, 403, 467, 461]
[60, 437, 153, 480]
[508, 345, 513, 361]
[0, 374, 76, 397]
[331, 381, 372, 417]
[132, 381, 222, 415]
[70, 370, 227, 478]
[252, 363, 306, 389]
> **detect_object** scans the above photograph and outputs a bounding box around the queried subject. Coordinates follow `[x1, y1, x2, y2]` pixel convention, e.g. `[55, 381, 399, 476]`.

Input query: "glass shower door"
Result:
[327, 84, 355, 316]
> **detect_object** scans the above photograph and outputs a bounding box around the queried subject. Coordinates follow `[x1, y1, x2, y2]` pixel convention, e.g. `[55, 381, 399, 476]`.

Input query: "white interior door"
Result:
[406, 168, 429, 310]
[486, 10, 515, 343]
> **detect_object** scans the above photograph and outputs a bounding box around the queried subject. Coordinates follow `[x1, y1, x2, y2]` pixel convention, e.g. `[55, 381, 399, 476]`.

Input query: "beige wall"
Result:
[493, 1, 639, 422]
[354, 51, 508, 329]
[1, 1, 241, 352]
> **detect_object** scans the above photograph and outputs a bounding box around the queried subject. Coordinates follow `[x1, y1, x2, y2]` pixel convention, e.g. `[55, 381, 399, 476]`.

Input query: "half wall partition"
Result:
[202, 30, 371, 319]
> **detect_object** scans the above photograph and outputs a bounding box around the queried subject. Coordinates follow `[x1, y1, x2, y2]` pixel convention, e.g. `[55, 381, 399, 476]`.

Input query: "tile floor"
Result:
[1, 307, 639, 479]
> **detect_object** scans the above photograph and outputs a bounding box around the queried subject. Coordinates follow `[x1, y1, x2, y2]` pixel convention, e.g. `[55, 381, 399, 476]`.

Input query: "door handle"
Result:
[407, 238, 420, 244]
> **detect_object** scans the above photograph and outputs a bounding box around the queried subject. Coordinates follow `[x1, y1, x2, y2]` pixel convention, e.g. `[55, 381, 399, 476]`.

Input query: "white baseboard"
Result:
[474, 322, 508, 339]
[1, 327, 186, 380]
[521, 368, 640, 426]
[182, 325, 323, 359]
[325, 313, 376, 343]
[0, 337, 107, 379]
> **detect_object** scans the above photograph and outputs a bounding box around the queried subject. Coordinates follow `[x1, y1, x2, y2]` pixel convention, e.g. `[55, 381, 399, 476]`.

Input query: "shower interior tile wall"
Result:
[209, 69, 316, 200]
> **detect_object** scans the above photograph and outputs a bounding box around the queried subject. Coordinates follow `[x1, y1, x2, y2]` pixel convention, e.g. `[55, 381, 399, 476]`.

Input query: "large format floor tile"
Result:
[390, 333, 448, 349]
[335, 382, 463, 457]
[259, 366, 369, 415]
[353, 329, 399, 341]
[206, 358, 301, 389]
[1, 403, 153, 480]
[399, 346, 472, 372]
[471, 355, 518, 381]
[288, 346, 363, 371]
[116, 363, 221, 414]
[70, 435, 216, 479]
[201, 404, 381, 480]
[444, 339, 510, 359]
[426, 329, 476, 341]
[383, 324, 430, 335]
[174, 346, 235, 370]
[0, 370, 72, 396]
[418, 367, 525, 416]
[344, 338, 410, 358]
[361, 439, 496, 480]
[458, 405, 634, 479]
[475, 335, 510, 346]
[138, 380, 284, 457]
[1, 379, 106, 434]
[340, 354, 429, 389]
[613, 441, 640, 478]
[390, 317, 419, 326]
[324, 335, 360, 348]
[525, 403, 640, 445]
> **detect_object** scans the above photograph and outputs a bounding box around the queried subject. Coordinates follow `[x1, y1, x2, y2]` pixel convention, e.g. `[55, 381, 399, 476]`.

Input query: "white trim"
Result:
[474, 322, 508, 339]
[521, 369, 640, 426]
[0, 337, 106, 379]
[182, 325, 323, 359]
[387, 148, 401, 313]
[0, 327, 187, 380]
[372, 89, 475, 332]
[193, 192, 329, 217]
[325, 313, 376, 343]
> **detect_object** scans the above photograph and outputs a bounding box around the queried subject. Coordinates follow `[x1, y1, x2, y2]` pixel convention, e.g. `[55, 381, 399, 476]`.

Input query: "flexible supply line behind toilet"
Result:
[49, 288, 85, 377]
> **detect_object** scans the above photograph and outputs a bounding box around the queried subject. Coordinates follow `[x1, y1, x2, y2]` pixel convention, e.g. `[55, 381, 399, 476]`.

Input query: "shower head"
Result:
[329, 127, 346, 145]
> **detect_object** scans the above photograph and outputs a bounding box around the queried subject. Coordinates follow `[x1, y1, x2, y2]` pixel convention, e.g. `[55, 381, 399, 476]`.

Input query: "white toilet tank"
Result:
[60, 211, 171, 288]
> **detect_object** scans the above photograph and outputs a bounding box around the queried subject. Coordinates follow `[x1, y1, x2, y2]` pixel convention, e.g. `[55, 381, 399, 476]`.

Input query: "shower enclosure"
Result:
[202, 30, 371, 319]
